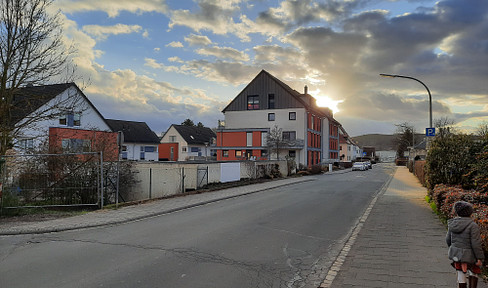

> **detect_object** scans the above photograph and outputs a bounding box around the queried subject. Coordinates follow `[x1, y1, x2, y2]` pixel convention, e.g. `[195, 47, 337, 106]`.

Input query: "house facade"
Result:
[339, 130, 362, 163]
[105, 119, 160, 161]
[215, 70, 341, 167]
[12, 83, 113, 154]
[159, 125, 216, 161]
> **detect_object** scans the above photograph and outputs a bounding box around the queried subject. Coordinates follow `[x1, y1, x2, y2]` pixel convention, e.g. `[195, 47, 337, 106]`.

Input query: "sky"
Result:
[50, 0, 488, 137]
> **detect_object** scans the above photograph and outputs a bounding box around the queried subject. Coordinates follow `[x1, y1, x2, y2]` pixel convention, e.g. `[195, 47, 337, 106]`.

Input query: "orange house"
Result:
[49, 127, 119, 161]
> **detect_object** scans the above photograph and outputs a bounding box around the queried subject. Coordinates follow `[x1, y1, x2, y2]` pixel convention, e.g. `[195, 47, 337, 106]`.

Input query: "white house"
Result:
[160, 125, 216, 161]
[11, 83, 111, 152]
[105, 119, 160, 161]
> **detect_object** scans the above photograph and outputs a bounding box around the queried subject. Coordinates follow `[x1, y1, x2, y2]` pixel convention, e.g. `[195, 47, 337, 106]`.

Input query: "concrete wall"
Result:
[122, 160, 288, 202]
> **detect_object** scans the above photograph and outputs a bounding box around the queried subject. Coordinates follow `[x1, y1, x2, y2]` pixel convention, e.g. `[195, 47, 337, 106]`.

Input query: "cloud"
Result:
[195, 46, 250, 62]
[82, 24, 143, 40]
[168, 0, 255, 41]
[144, 58, 164, 69]
[184, 34, 213, 46]
[166, 41, 184, 48]
[55, 0, 169, 17]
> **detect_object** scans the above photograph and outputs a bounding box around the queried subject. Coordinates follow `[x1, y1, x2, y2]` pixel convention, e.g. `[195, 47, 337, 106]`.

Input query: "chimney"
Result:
[304, 85, 308, 95]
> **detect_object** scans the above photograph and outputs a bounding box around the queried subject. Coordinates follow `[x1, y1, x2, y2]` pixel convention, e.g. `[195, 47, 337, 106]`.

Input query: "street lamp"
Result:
[379, 73, 433, 129]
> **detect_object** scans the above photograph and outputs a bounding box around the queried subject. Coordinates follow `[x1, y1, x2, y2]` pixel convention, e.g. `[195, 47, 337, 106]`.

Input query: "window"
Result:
[247, 132, 252, 147]
[289, 112, 296, 120]
[235, 150, 242, 157]
[18, 139, 34, 150]
[59, 114, 67, 125]
[145, 146, 156, 153]
[59, 112, 81, 127]
[268, 113, 275, 121]
[289, 150, 296, 158]
[261, 132, 267, 146]
[62, 139, 91, 152]
[140, 146, 145, 160]
[122, 152, 128, 160]
[268, 94, 275, 109]
[73, 113, 81, 126]
[247, 95, 259, 110]
[169, 136, 176, 142]
[182, 147, 187, 152]
[223, 150, 229, 157]
[282, 131, 296, 141]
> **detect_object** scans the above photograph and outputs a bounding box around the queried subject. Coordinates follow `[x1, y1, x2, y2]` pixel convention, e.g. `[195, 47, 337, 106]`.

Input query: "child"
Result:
[446, 201, 484, 288]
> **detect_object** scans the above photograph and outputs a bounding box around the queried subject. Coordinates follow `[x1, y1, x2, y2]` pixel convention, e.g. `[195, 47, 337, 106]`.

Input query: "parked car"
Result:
[352, 162, 366, 171]
[364, 160, 372, 169]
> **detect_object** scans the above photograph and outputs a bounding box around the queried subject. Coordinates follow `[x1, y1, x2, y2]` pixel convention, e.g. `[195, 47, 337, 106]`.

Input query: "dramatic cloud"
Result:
[53, 0, 488, 136]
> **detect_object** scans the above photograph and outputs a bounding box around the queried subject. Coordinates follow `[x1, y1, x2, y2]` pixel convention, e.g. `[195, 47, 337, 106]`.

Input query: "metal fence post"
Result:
[100, 151, 104, 209]
[149, 168, 152, 199]
[181, 167, 185, 194]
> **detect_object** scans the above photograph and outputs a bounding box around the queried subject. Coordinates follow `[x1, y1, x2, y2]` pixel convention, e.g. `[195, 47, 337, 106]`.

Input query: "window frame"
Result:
[289, 112, 296, 120]
[247, 95, 259, 110]
[282, 131, 296, 141]
[268, 113, 275, 121]
[268, 94, 275, 109]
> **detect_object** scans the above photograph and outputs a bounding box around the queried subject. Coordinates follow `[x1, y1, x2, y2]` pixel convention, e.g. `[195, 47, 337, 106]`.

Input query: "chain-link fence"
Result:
[0, 152, 105, 213]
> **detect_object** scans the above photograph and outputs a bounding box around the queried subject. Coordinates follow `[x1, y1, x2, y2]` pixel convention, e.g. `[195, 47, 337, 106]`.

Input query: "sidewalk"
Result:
[0, 176, 314, 235]
[322, 166, 487, 288]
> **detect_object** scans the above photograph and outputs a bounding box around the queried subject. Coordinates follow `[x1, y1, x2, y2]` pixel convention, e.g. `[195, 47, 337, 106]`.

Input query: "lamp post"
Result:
[379, 73, 433, 129]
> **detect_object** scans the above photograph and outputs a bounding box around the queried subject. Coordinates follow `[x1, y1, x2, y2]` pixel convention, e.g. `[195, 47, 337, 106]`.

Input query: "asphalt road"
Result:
[0, 164, 395, 288]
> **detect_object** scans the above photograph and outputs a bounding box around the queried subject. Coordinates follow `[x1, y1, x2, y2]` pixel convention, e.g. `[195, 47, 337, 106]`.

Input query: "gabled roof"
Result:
[11, 83, 108, 126]
[169, 125, 216, 145]
[223, 69, 334, 120]
[105, 119, 160, 144]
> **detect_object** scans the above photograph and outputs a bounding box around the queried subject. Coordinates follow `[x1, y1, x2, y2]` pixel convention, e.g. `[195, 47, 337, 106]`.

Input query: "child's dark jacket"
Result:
[446, 217, 485, 264]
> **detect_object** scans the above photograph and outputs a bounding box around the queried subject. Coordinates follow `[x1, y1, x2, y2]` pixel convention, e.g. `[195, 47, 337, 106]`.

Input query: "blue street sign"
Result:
[426, 127, 435, 137]
[363, 152, 367, 156]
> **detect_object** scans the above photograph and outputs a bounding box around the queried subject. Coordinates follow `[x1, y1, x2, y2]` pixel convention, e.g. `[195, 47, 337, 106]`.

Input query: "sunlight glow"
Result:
[312, 89, 343, 114]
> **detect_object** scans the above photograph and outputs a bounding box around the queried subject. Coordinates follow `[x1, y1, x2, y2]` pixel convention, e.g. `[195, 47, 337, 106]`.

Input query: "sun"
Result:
[315, 95, 343, 114]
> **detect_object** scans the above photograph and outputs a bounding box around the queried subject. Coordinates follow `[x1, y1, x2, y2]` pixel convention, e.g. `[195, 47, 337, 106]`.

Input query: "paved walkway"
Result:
[322, 166, 487, 288]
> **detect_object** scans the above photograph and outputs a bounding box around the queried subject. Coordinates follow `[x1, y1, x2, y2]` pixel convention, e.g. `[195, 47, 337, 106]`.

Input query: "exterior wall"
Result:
[321, 118, 330, 163]
[224, 71, 307, 111]
[122, 143, 158, 161]
[158, 143, 179, 161]
[306, 112, 322, 167]
[48, 127, 118, 161]
[328, 122, 340, 163]
[15, 86, 111, 150]
[124, 160, 288, 201]
[220, 108, 308, 165]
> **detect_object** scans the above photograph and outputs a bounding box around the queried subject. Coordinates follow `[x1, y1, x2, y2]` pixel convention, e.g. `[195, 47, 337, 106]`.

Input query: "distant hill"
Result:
[352, 134, 396, 151]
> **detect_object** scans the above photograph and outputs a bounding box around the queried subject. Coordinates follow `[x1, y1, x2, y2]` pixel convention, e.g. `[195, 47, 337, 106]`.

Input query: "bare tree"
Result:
[434, 117, 455, 139]
[266, 126, 291, 160]
[0, 0, 77, 155]
[476, 121, 488, 138]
